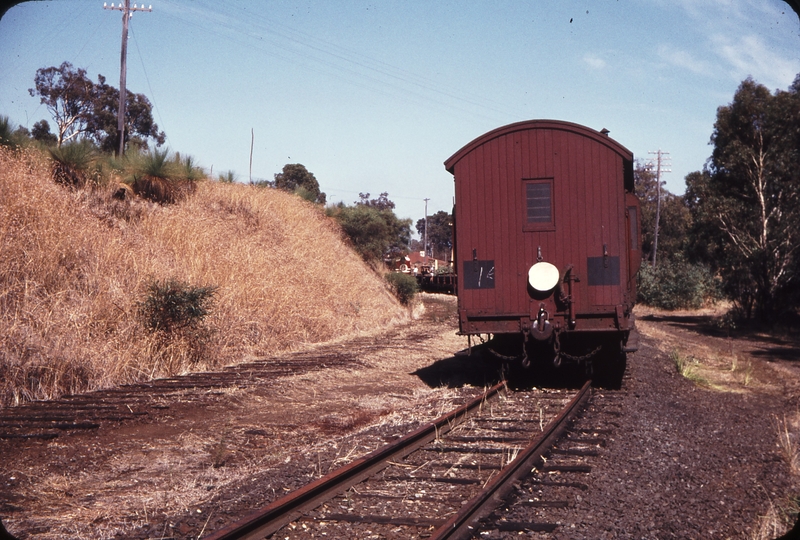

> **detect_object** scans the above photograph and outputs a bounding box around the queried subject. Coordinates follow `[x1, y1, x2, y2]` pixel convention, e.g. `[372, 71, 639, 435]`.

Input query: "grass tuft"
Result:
[671, 349, 710, 386]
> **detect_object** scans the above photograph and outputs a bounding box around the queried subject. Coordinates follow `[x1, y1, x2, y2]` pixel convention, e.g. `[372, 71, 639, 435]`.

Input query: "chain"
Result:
[487, 337, 602, 364]
[556, 345, 602, 363]
[487, 347, 524, 362]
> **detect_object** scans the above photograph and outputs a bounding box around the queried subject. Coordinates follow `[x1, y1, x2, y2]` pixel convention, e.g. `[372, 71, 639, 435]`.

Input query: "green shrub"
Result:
[218, 170, 237, 183]
[385, 272, 418, 305]
[328, 204, 411, 262]
[638, 258, 720, 310]
[139, 278, 217, 334]
[0, 115, 16, 147]
[48, 141, 98, 187]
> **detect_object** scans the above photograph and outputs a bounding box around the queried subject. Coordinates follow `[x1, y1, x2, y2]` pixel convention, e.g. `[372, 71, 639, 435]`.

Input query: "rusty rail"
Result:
[203, 381, 507, 540]
[429, 379, 593, 539]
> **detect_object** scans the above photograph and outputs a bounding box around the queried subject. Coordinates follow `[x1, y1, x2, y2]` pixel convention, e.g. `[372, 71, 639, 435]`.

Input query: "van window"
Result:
[523, 179, 554, 231]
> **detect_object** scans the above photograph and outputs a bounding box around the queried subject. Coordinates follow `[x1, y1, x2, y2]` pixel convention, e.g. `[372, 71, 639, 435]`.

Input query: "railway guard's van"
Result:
[445, 120, 641, 370]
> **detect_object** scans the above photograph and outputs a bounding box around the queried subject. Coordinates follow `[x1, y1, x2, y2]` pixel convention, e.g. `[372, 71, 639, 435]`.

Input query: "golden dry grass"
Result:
[0, 147, 407, 406]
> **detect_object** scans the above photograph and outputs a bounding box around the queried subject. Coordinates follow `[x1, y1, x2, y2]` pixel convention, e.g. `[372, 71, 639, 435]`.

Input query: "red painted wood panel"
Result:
[447, 120, 635, 334]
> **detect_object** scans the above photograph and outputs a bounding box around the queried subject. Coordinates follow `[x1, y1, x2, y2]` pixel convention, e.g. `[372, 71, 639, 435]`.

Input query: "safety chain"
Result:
[556, 345, 602, 363]
[487, 347, 524, 362]
[486, 334, 602, 365]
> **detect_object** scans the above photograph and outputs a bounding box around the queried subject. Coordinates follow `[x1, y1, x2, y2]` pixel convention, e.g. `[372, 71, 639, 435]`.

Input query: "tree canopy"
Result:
[327, 193, 411, 262]
[415, 210, 453, 261]
[356, 192, 395, 211]
[28, 61, 165, 151]
[686, 75, 800, 322]
[273, 163, 326, 204]
[634, 160, 691, 265]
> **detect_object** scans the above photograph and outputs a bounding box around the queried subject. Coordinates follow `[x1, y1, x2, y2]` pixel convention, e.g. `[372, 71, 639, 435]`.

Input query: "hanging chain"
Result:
[487, 347, 524, 362]
[485, 331, 602, 365]
[557, 345, 602, 363]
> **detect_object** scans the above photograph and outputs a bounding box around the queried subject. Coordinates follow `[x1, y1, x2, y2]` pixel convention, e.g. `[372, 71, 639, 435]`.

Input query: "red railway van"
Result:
[445, 120, 641, 368]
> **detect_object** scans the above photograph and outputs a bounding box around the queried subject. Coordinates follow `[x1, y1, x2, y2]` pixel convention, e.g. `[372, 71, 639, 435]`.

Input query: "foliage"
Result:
[0, 146, 407, 405]
[31, 119, 57, 145]
[634, 160, 692, 264]
[0, 115, 14, 147]
[274, 163, 326, 204]
[138, 278, 217, 334]
[385, 272, 418, 305]
[0, 115, 30, 148]
[172, 153, 204, 182]
[48, 140, 99, 187]
[415, 210, 453, 261]
[29, 62, 95, 147]
[685, 75, 800, 322]
[218, 170, 237, 183]
[28, 61, 165, 152]
[137, 148, 172, 179]
[356, 192, 395, 211]
[122, 148, 200, 204]
[637, 257, 720, 310]
[327, 195, 412, 262]
[88, 73, 166, 153]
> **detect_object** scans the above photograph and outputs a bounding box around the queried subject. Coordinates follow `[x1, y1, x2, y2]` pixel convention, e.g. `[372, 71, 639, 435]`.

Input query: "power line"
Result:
[129, 23, 169, 148]
[103, 1, 152, 156]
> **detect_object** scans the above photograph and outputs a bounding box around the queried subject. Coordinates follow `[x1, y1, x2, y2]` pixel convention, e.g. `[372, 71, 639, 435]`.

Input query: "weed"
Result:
[777, 414, 799, 476]
[385, 272, 418, 305]
[743, 361, 754, 387]
[138, 278, 217, 334]
[671, 349, 710, 386]
[217, 170, 236, 183]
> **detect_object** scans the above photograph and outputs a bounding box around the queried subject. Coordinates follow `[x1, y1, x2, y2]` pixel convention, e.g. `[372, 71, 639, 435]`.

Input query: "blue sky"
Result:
[1, 0, 799, 226]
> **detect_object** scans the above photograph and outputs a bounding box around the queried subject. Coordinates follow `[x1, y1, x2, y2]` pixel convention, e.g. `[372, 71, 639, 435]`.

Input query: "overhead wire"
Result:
[129, 22, 170, 147]
[211, 1, 520, 117]
[157, 1, 523, 122]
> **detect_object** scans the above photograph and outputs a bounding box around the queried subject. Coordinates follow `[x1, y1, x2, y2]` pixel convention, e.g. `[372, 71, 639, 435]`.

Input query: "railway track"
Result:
[204, 380, 593, 540]
[0, 352, 348, 441]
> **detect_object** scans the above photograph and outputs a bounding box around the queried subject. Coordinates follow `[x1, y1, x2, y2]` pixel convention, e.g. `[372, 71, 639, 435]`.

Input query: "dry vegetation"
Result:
[0, 147, 407, 407]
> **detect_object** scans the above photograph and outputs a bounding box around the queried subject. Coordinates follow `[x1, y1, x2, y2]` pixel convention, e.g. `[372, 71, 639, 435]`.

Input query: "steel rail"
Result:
[203, 380, 507, 540]
[428, 379, 592, 540]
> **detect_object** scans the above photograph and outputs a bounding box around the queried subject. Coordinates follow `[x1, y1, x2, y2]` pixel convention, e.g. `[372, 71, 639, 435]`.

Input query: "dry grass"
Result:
[778, 413, 800, 477]
[0, 147, 407, 407]
[636, 307, 763, 393]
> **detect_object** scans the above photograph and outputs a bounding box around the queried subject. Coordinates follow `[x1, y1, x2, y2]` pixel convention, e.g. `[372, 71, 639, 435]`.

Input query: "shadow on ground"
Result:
[639, 312, 800, 363]
[413, 344, 589, 390]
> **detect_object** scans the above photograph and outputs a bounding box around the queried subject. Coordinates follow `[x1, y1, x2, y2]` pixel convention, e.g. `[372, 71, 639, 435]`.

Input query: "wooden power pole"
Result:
[103, 1, 152, 156]
[423, 198, 430, 263]
[646, 149, 671, 268]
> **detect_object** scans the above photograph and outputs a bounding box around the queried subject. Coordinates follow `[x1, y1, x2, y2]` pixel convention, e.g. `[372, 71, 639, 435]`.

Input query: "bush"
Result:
[638, 258, 720, 310]
[139, 278, 217, 334]
[385, 272, 418, 305]
[328, 204, 411, 262]
[48, 141, 98, 187]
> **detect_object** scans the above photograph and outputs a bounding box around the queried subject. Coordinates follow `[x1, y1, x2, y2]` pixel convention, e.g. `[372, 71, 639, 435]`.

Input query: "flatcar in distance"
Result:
[444, 120, 641, 377]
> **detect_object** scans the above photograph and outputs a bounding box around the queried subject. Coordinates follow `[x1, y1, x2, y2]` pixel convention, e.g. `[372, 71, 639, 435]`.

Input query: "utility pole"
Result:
[423, 198, 430, 263]
[646, 149, 671, 268]
[104, 1, 152, 156]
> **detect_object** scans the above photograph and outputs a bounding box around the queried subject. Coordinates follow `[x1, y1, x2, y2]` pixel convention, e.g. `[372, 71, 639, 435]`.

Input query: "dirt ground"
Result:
[1, 295, 799, 539]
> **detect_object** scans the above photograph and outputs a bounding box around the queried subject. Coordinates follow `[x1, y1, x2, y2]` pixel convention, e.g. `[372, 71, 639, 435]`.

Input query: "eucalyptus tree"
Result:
[686, 75, 800, 322]
[29, 62, 165, 152]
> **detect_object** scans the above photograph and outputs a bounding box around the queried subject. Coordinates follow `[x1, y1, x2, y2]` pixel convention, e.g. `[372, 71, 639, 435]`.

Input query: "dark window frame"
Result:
[523, 178, 555, 232]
